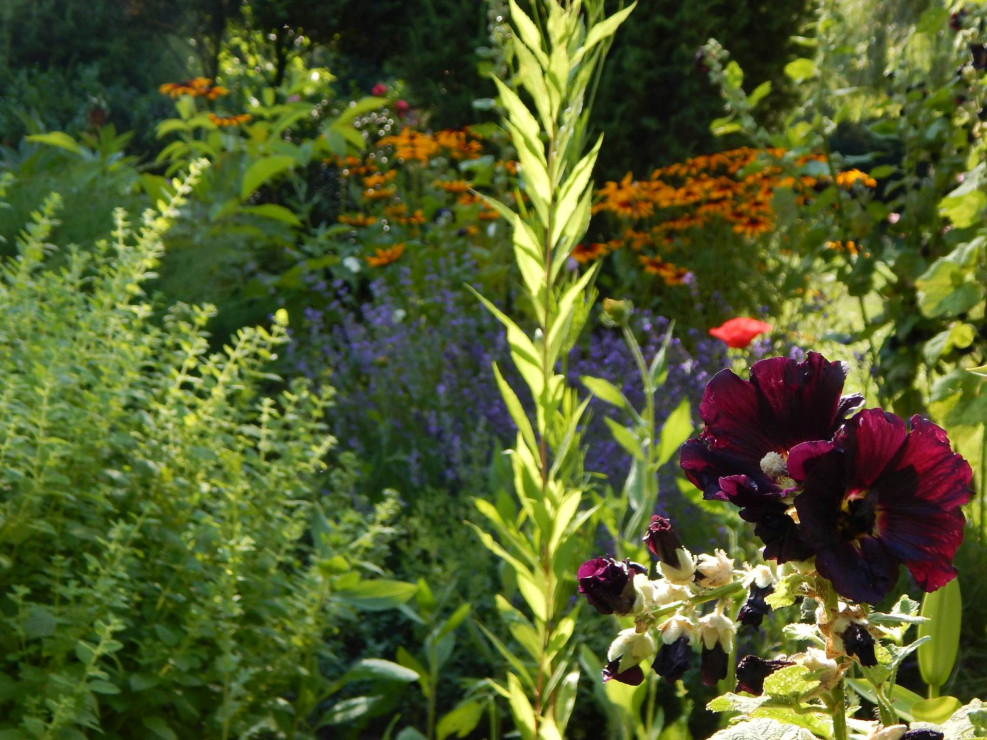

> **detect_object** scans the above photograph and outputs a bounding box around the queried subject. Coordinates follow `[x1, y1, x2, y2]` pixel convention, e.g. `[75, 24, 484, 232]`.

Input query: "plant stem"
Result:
[832, 679, 848, 740]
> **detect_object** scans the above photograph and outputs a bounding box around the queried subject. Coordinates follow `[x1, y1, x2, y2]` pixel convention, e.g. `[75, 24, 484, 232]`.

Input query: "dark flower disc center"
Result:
[839, 492, 876, 540]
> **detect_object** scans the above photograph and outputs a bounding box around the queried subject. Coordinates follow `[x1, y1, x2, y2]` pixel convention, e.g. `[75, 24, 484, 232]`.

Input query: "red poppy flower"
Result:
[788, 409, 972, 604]
[708, 317, 772, 348]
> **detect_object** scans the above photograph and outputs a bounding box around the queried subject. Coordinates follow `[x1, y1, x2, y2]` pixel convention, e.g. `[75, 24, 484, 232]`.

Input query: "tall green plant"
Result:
[467, 2, 634, 738]
[0, 167, 416, 738]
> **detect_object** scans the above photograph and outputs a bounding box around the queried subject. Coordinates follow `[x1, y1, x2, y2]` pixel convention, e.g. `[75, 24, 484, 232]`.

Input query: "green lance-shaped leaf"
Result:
[513, 40, 554, 133]
[436, 698, 486, 740]
[551, 135, 603, 251]
[508, 672, 538, 740]
[241, 155, 295, 199]
[493, 362, 539, 455]
[918, 577, 962, 693]
[333, 96, 388, 126]
[333, 578, 419, 611]
[656, 399, 692, 468]
[546, 264, 599, 367]
[490, 76, 545, 168]
[581, 376, 628, 409]
[468, 287, 544, 399]
[508, 0, 549, 68]
[573, 2, 637, 65]
[26, 131, 85, 156]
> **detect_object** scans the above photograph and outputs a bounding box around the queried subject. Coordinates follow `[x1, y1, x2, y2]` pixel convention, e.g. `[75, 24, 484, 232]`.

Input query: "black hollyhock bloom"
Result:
[902, 730, 944, 740]
[790, 410, 972, 604]
[735, 655, 794, 695]
[680, 353, 862, 561]
[603, 658, 645, 686]
[652, 636, 692, 682]
[841, 622, 877, 667]
[737, 583, 774, 630]
[701, 643, 729, 686]
[577, 557, 647, 615]
[643, 515, 684, 567]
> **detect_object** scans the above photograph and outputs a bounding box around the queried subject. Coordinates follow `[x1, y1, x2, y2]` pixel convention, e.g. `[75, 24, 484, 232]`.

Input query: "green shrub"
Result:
[0, 169, 410, 738]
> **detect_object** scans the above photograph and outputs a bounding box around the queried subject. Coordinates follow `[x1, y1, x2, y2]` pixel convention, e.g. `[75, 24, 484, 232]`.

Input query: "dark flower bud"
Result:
[972, 43, 987, 71]
[902, 731, 944, 740]
[577, 557, 646, 615]
[737, 583, 774, 630]
[694, 48, 709, 74]
[735, 655, 794, 695]
[950, 10, 965, 32]
[652, 635, 692, 682]
[701, 643, 728, 686]
[603, 658, 645, 686]
[841, 622, 877, 667]
[643, 515, 684, 567]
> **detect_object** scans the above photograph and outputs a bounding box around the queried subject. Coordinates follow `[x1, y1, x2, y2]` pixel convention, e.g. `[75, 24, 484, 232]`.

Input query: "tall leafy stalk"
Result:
[468, 1, 634, 738]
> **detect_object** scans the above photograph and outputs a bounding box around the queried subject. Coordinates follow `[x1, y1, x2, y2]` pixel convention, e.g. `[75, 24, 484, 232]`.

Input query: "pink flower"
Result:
[708, 317, 772, 348]
[372, 83, 388, 96]
[395, 99, 410, 117]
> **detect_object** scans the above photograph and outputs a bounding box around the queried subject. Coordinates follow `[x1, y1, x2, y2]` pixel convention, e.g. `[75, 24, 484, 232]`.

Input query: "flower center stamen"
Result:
[839, 493, 877, 539]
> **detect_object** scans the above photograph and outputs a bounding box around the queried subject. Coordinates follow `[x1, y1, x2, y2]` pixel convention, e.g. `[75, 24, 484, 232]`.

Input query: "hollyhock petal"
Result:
[787, 439, 837, 480]
[701, 643, 729, 686]
[897, 416, 973, 508]
[815, 536, 900, 604]
[843, 409, 908, 489]
[793, 450, 847, 550]
[878, 502, 965, 592]
[602, 659, 645, 685]
[680, 441, 767, 500]
[749, 353, 850, 450]
[841, 622, 877, 667]
[720, 475, 814, 561]
[653, 636, 692, 682]
[699, 369, 777, 462]
[735, 655, 794, 695]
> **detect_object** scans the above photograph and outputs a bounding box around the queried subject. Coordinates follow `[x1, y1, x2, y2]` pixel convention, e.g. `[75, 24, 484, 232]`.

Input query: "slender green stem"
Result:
[831, 680, 848, 740]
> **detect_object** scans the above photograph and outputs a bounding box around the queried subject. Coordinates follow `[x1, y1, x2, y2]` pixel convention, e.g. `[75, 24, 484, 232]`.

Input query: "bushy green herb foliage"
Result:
[0, 171, 409, 737]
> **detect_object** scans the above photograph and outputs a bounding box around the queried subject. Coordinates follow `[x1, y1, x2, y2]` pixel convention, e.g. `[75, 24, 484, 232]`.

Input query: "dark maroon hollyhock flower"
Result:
[577, 557, 647, 615]
[735, 655, 794, 695]
[841, 622, 877, 667]
[643, 515, 684, 566]
[789, 409, 972, 604]
[653, 636, 692, 682]
[902, 730, 944, 740]
[603, 658, 645, 685]
[737, 583, 774, 630]
[701, 644, 728, 686]
[680, 352, 862, 560]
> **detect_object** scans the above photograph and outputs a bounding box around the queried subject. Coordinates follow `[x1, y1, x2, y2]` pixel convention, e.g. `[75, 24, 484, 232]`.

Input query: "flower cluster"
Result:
[586, 147, 878, 285]
[326, 117, 518, 268]
[578, 515, 766, 687]
[680, 352, 972, 605]
[578, 352, 971, 739]
[158, 77, 229, 100]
